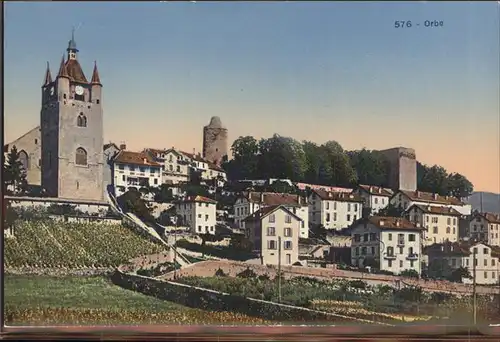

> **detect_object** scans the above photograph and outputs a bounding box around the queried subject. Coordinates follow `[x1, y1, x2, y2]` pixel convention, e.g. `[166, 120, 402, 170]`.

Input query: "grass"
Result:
[4, 275, 270, 326]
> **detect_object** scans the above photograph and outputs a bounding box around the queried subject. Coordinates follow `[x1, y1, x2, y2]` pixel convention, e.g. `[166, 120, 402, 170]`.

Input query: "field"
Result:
[4, 220, 165, 268]
[4, 275, 270, 325]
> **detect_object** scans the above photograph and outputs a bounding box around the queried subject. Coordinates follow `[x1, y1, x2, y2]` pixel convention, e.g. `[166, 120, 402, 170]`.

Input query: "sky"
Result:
[4, 1, 500, 193]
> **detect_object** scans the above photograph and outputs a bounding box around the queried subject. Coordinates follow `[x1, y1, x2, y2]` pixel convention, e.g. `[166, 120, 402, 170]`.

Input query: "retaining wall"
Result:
[110, 269, 386, 325]
[160, 260, 499, 295]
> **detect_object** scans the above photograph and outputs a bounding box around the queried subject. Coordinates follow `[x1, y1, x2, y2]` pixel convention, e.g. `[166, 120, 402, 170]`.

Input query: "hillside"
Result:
[466, 192, 500, 215]
[4, 221, 166, 268]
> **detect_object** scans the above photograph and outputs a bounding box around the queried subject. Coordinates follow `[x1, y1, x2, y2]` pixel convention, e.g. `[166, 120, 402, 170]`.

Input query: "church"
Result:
[5, 33, 109, 202]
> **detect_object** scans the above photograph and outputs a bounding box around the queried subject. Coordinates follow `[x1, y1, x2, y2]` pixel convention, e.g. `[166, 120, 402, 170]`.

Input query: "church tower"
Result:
[40, 32, 104, 201]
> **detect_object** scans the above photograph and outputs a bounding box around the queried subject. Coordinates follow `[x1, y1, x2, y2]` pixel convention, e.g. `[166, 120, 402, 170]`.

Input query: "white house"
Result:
[244, 204, 301, 266]
[112, 150, 162, 198]
[406, 204, 462, 245]
[233, 192, 309, 238]
[390, 190, 471, 216]
[467, 212, 500, 246]
[350, 216, 424, 275]
[425, 241, 500, 285]
[144, 148, 190, 184]
[175, 195, 217, 235]
[355, 185, 393, 215]
[308, 189, 363, 230]
[179, 151, 227, 185]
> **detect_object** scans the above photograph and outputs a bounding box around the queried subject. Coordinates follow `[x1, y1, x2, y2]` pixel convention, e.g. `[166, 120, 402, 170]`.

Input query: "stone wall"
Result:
[110, 269, 381, 324]
[5, 196, 109, 215]
[160, 260, 499, 295]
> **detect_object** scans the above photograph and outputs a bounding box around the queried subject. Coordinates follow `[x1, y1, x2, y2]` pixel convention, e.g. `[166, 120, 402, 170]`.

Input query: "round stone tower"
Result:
[202, 116, 228, 166]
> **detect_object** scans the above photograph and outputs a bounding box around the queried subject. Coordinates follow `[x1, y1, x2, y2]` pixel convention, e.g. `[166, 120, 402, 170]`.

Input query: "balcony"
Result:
[406, 253, 419, 260]
[397, 240, 405, 246]
[384, 254, 396, 260]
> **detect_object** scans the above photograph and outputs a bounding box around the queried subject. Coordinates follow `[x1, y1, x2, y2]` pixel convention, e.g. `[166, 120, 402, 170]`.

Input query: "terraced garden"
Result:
[4, 275, 269, 325]
[176, 271, 499, 324]
[4, 220, 165, 268]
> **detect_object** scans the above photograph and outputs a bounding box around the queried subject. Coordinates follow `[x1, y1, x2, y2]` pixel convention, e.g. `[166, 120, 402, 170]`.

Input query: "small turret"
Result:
[90, 61, 102, 105]
[56, 55, 70, 101]
[57, 55, 69, 79]
[90, 61, 102, 86]
[42, 61, 53, 87]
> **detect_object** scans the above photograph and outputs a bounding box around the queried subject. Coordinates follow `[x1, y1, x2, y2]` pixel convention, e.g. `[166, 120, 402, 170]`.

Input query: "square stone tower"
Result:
[40, 32, 104, 201]
[379, 147, 417, 192]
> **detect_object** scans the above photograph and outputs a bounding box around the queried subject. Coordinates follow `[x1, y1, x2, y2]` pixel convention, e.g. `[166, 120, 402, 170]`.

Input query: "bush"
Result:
[348, 280, 367, 289]
[136, 262, 179, 277]
[237, 267, 257, 279]
[215, 268, 227, 277]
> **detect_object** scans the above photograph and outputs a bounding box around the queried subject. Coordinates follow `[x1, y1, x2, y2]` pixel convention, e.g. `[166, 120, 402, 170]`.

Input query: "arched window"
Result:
[77, 113, 87, 127]
[75, 147, 87, 165]
[18, 150, 29, 170]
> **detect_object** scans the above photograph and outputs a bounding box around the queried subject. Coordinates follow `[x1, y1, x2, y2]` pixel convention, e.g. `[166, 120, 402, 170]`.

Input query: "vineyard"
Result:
[175, 274, 500, 323]
[4, 275, 269, 325]
[4, 221, 166, 268]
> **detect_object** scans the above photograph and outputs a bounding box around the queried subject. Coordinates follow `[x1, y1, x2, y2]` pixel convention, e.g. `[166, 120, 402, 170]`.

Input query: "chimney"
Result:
[193, 148, 196, 155]
[416, 191, 420, 197]
[378, 187, 382, 194]
[143, 158, 147, 163]
[260, 192, 264, 202]
[370, 186, 373, 193]
[396, 220, 400, 227]
[380, 220, 385, 226]
[297, 195, 301, 205]
[120, 144, 126, 150]
[433, 193, 438, 200]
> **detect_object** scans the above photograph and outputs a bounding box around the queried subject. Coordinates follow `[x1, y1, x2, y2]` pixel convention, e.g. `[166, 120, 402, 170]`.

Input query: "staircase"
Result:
[105, 189, 191, 267]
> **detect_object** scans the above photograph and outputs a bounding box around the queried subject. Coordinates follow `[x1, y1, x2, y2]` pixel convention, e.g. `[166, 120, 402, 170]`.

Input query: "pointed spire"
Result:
[42, 61, 53, 86]
[90, 61, 102, 86]
[57, 55, 69, 79]
[67, 27, 78, 52]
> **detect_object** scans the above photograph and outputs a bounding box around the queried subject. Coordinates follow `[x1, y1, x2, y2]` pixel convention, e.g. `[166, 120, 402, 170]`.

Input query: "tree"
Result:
[4, 202, 18, 230]
[321, 141, 357, 187]
[189, 169, 203, 186]
[377, 204, 405, 217]
[348, 149, 390, 187]
[258, 135, 305, 180]
[117, 188, 155, 224]
[225, 136, 260, 180]
[198, 233, 225, 253]
[417, 164, 449, 195]
[264, 180, 297, 194]
[153, 184, 175, 203]
[4, 145, 28, 195]
[447, 266, 472, 283]
[400, 269, 420, 279]
[310, 224, 328, 241]
[229, 234, 253, 253]
[302, 141, 323, 184]
[446, 173, 473, 199]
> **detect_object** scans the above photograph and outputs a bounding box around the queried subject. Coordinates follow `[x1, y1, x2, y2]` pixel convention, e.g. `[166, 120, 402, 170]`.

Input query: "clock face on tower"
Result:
[75, 85, 84, 96]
